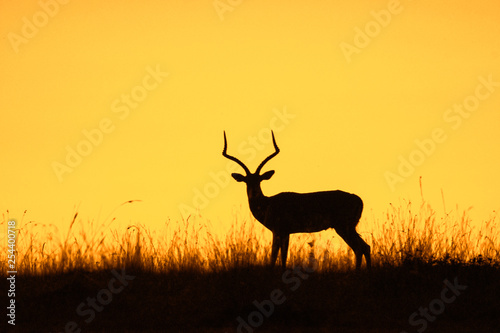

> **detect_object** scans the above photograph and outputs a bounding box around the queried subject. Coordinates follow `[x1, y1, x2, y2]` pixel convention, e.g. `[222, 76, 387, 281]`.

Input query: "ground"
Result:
[3, 263, 499, 333]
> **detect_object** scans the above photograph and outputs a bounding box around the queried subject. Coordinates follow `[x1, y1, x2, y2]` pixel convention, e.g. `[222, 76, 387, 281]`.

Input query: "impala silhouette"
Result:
[223, 131, 371, 270]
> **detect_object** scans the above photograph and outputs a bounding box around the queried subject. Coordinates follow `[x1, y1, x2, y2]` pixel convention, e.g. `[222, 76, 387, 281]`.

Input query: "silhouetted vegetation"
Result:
[1, 199, 499, 332]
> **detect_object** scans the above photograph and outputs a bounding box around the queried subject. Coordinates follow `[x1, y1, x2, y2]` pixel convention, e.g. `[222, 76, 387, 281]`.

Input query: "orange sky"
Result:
[1, 0, 499, 235]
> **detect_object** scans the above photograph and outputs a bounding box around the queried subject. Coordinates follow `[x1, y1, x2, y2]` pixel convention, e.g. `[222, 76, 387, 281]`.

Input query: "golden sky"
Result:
[1, 0, 499, 233]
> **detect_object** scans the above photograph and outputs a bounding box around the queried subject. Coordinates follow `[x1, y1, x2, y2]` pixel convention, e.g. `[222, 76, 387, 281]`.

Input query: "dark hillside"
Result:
[5, 263, 500, 333]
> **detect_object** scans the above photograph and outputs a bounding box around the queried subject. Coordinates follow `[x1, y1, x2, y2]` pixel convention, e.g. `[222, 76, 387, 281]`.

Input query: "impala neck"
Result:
[246, 182, 269, 223]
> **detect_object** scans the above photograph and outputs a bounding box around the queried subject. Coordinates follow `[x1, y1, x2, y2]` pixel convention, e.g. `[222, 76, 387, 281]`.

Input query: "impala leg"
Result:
[338, 228, 371, 270]
[270, 233, 280, 268]
[280, 234, 290, 269]
[363, 237, 371, 269]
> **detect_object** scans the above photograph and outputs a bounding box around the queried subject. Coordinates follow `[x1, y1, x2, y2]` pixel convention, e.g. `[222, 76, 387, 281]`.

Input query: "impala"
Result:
[223, 131, 371, 270]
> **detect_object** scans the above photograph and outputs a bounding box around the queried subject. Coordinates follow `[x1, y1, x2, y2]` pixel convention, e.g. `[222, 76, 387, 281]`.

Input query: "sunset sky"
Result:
[1, 0, 499, 235]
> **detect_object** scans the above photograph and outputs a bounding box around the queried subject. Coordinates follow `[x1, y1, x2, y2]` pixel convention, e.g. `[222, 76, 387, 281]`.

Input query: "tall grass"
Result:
[1, 198, 498, 276]
[372, 199, 499, 267]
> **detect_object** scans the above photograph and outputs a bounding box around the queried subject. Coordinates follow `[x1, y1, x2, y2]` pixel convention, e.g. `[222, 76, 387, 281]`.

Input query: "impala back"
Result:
[266, 190, 363, 234]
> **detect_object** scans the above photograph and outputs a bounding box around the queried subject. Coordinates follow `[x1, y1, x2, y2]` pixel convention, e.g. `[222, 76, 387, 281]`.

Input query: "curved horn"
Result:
[222, 131, 250, 175]
[255, 131, 280, 174]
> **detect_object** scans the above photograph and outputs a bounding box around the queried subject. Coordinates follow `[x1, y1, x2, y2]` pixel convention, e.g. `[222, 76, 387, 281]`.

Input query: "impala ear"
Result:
[231, 173, 246, 182]
[261, 170, 275, 180]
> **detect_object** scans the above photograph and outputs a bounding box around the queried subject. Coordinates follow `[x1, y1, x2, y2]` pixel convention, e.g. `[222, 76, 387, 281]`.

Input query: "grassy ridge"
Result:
[8, 260, 500, 332]
[2, 199, 498, 274]
[1, 199, 499, 332]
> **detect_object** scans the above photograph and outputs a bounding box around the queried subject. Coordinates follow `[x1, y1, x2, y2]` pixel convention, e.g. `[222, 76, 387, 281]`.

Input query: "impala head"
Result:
[222, 131, 280, 189]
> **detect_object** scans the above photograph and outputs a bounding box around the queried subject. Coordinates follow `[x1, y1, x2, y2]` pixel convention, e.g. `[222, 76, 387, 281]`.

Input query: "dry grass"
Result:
[5, 199, 500, 332]
[1, 198, 499, 276]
